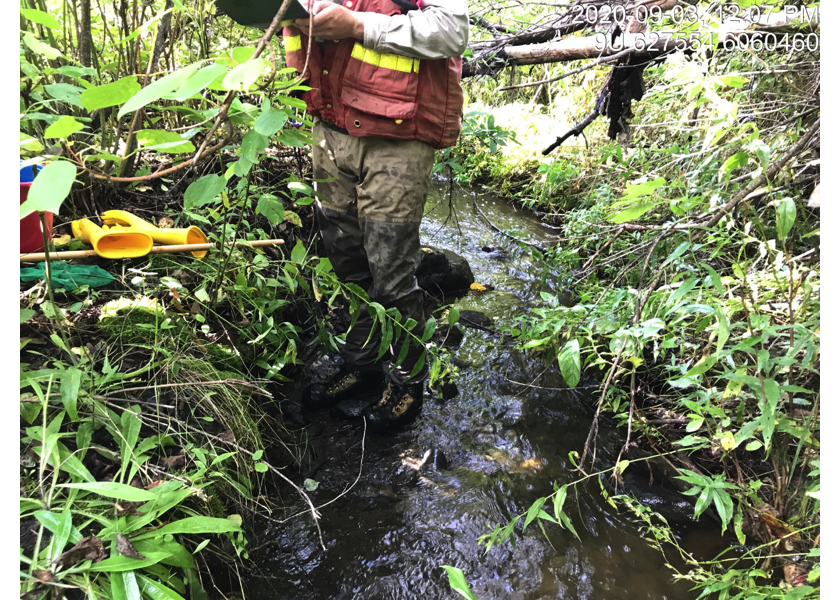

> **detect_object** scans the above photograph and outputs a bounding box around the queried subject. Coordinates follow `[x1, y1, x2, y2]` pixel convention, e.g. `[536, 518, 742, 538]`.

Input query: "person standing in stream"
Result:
[284, 0, 469, 431]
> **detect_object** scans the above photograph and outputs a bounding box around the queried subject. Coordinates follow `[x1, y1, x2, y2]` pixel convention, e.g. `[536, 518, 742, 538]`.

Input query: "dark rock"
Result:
[432, 323, 464, 348]
[439, 381, 459, 401]
[431, 449, 449, 471]
[458, 309, 493, 329]
[416, 246, 474, 299]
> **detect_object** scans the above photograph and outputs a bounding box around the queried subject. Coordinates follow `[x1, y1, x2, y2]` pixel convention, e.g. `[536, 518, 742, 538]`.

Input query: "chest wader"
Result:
[312, 119, 434, 384]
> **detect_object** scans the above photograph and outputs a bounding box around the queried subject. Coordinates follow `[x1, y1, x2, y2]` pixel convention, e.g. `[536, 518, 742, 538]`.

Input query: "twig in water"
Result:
[473, 199, 548, 255]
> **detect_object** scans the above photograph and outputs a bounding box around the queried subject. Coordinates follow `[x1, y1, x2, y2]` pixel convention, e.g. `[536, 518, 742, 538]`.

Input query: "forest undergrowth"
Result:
[19, 0, 820, 598]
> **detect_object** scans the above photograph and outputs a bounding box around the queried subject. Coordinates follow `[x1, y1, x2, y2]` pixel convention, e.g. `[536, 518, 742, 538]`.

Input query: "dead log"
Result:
[463, 7, 816, 77]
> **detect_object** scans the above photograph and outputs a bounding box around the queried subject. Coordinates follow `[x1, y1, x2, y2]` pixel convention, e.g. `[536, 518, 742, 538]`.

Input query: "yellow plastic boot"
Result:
[101, 210, 209, 258]
[71, 218, 154, 259]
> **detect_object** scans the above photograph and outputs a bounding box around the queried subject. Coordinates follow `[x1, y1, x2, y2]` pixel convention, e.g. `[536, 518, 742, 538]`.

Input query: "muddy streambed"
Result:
[242, 183, 724, 599]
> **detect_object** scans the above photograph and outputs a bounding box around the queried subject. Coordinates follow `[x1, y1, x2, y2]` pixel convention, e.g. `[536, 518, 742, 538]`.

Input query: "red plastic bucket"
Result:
[20, 165, 54, 254]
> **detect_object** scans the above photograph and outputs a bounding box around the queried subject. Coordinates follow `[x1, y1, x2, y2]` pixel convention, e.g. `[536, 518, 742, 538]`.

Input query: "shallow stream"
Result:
[244, 183, 722, 599]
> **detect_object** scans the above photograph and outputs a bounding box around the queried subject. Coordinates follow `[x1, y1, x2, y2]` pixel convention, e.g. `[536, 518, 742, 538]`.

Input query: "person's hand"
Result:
[295, 1, 364, 40]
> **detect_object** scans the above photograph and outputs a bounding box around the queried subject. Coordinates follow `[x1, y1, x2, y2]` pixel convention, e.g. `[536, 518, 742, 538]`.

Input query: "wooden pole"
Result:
[20, 239, 285, 263]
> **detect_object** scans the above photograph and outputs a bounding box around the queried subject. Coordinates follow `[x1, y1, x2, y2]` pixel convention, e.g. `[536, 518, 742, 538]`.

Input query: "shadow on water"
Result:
[244, 183, 726, 599]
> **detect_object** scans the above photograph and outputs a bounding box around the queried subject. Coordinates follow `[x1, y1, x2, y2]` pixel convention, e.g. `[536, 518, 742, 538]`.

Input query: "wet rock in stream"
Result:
[416, 246, 474, 298]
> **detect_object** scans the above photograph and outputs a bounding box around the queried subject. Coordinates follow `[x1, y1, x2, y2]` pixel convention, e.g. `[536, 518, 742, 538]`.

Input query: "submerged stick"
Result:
[20, 239, 285, 263]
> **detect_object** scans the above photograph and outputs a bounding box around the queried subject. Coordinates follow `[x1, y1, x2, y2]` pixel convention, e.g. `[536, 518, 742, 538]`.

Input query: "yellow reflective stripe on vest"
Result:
[283, 35, 302, 52]
[350, 43, 419, 73]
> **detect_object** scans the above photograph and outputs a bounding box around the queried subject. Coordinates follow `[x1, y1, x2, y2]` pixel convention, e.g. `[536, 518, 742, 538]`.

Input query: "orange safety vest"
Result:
[282, 0, 463, 149]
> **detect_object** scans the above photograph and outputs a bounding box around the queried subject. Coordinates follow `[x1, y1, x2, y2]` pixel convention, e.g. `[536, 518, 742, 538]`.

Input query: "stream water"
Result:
[243, 183, 723, 599]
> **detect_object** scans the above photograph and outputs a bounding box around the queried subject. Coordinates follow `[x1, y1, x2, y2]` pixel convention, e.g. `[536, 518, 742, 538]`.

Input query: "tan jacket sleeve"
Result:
[355, 0, 469, 60]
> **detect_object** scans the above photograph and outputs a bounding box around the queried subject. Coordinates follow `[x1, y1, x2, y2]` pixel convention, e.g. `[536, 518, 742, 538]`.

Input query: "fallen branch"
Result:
[20, 239, 285, 263]
[705, 118, 820, 227]
[499, 47, 635, 91]
[473, 200, 549, 255]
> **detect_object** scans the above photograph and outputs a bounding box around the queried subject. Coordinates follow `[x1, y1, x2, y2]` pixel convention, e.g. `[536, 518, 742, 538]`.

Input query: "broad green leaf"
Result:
[713, 305, 730, 356]
[222, 59, 266, 91]
[120, 408, 142, 455]
[132, 539, 195, 570]
[745, 440, 762, 451]
[55, 65, 97, 79]
[276, 95, 308, 110]
[664, 241, 690, 266]
[775, 198, 796, 241]
[720, 152, 748, 177]
[448, 306, 460, 327]
[284, 211, 302, 227]
[290, 240, 307, 264]
[666, 277, 698, 308]
[557, 339, 581, 388]
[287, 181, 314, 196]
[59, 367, 81, 421]
[21, 8, 62, 30]
[124, 483, 192, 533]
[44, 83, 84, 108]
[557, 509, 580, 540]
[131, 516, 242, 540]
[611, 202, 656, 224]
[441, 566, 477, 600]
[686, 354, 716, 377]
[241, 129, 269, 163]
[523, 497, 545, 533]
[20, 132, 44, 153]
[20, 308, 36, 323]
[764, 379, 782, 412]
[44, 116, 85, 139]
[34, 509, 79, 556]
[81, 77, 141, 111]
[553, 485, 568, 523]
[118, 62, 202, 118]
[782, 586, 816, 600]
[231, 46, 258, 64]
[58, 481, 157, 502]
[88, 550, 172, 572]
[20, 160, 77, 217]
[23, 32, 61, 59]
[621, 177, 666, 200]
[701, 263, 724, 294]
[137, 573, 187, 600]
[173, 63, 228, 101]
[111, 571, 140, 600]
[408, 350, 427, 380]
[686, 416, 704, 433]
[717, 75, 748, 88]
[136, 130, 195, 154]
[695, 486, 713, 518]
[734, 504, 746, 545]
[711, 488, 734, 532]
[183, 174, 226, 209]
[53, 441, 95, 482]
[256, 194, 285, 224]
[750, 138, 771, 170]
[254, 109, 290, 136]
[422, 317, 437, 342]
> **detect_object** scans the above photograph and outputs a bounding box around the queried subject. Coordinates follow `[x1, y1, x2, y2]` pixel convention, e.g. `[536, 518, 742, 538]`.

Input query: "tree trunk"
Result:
[78, 0, 93, 68]
[118, 0, 175, 179]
